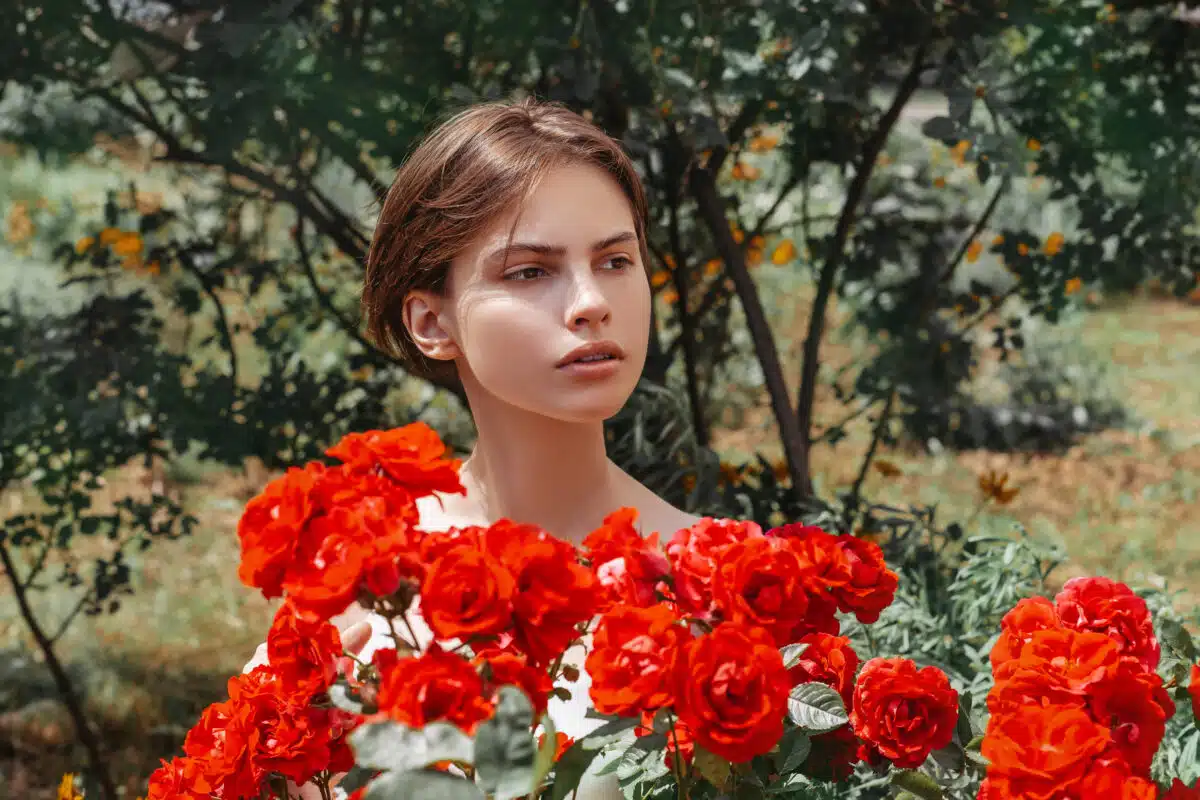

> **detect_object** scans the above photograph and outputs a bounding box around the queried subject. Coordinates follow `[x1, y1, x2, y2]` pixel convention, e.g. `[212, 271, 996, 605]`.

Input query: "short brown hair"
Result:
[361, 96, 651, 378]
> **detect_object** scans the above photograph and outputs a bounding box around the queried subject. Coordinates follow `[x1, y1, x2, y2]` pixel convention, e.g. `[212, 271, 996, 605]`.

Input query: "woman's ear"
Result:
[402, 290, 461, 363]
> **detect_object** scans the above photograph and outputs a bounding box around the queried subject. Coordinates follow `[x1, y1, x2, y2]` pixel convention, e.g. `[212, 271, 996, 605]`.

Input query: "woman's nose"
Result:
[564, 271, 612, 329]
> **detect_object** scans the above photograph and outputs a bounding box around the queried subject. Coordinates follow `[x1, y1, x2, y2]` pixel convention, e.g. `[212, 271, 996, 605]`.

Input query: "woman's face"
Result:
[413, 161, 651, 423]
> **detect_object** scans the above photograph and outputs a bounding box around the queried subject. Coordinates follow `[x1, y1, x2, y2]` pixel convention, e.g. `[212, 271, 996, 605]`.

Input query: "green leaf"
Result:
[779, 642, 810, 671]
[1160, 616, 1199, 661]
[786, 683, 849, 734]
[475, 686, 538, 800]
[777, 727, 812, 773]
[531, 713, 558, 791]
[550, 718, 639, 800]
[328, 683, 365, 714]
[361, 769, 484, 800]
[692, 746, 732, 790]
[348, 720, 473, 773]
[890, 769, 944, 800]
[920, 116, 957, 142]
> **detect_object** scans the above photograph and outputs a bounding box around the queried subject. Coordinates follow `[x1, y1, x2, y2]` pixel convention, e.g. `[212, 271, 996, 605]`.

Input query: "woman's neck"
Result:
[447, 386, 624, 544]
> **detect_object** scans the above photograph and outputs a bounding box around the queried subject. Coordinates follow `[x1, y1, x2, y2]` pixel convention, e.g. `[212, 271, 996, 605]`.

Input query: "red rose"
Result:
[673, 622, 790, 764]
[583, 508, 670, 609]
[979, 703, 1110, 799]
[484, 519, 600, 667]
[767, 523, 853, 593]
[1055, 577, 1160, 672]
[325, 422, 464, 497]
[798, 726, 861, 782]
[375, 644, 493, 733]
[1075, 762, 1159, 800]
[539, 730, 575, 762]
[851, 658, 958, 769]
[711, 536, 817, 647]
[666, 517, 764, 615]
[988, 629, 1120, 714]
[421, 543, 515, 641]
[1190, 663, 1200, 723]
[144, 757, 216, 800]
[237, 462, 327, 597]
[475, 649, 553, 717]
[1088, 664, 1173, 776]
[829, 535, 898, 624]
[990, 596, 1063, 668]
[585, 603, 691, 716]
[1164, 779, 1200, 800]
[266, 600, 344, 697]
[787, 633, 860, 708]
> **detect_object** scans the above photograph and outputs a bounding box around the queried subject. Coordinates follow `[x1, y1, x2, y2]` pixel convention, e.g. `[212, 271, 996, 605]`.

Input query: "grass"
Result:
[2, 132, 1199, 797]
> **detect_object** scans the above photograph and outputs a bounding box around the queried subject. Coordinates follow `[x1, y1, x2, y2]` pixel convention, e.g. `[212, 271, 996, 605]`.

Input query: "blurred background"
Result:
[1, 0, 1198, 797]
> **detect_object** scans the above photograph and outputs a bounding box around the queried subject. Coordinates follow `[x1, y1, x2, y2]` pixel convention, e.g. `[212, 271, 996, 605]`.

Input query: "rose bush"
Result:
[135, 424, 1200, 800]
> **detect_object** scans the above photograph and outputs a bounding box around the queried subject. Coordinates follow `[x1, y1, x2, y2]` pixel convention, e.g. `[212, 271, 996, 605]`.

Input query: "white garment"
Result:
[358, 611, 622, 799]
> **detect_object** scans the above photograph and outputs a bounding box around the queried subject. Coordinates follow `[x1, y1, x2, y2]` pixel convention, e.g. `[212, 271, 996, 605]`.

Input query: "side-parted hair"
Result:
[361, 96, 651, 378]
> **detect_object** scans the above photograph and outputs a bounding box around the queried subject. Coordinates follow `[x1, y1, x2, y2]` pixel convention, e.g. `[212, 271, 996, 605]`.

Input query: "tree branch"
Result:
[0, 541, 118, 800]
[795, 42, 929, 497]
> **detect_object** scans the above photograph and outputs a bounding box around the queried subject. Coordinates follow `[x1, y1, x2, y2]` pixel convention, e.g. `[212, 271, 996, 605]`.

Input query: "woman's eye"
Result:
[605, 256, 634, 271]
[506, 266, 546, 281]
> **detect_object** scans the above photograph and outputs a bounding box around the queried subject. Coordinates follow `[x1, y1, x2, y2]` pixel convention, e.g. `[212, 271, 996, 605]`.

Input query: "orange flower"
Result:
[376, 644, 493, 733]
[1026, 137, 1042, 151]
[703, 258, 722, 277]
[933, 176, 947, 188]
[851, 657, 958, 769]
[586, 603, 691, 716]
[650, 269, 671, 288]
[674, 622, 790, 763]
[1017, 242, 1030, 256]
[990, 596, 1062, 667]
[1044, 231, 1065, 255]
[989, 629, 1120, 712]
[746, 246, 764, 266]
[237, 462, 329, 598]
[112, 232, 143, 256]
[978, 468, 1019, 504]
[771, 239, 797, 264]
[731, 162, 762, 180]
[74, 236, 95, 254]
[873, 458, 902, 477]
[143, 757, 216, 800]
[1065, 276, 1083, 294]
[98, 227, 125, 244]
[966, 239, 983, 263]
[748, 134, 779, 152]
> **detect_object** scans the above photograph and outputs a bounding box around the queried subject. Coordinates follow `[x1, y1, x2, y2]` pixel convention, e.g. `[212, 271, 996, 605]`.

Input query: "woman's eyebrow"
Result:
[483, 230, 638, 265]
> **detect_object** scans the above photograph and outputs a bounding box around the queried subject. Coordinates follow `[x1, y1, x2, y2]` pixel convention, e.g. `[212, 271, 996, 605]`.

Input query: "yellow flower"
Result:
[748, 134, 779, 153]
[966, 240, 983, 263]
[1065, 277, 1083, 295]
[75, 235, 96, 254]
[771, 239, 797, 265]
[978, 469, 1020, 505]
[1043, 232, 1065, 256]
[58, 773, 84, 800]
[731, 162, 762, 181]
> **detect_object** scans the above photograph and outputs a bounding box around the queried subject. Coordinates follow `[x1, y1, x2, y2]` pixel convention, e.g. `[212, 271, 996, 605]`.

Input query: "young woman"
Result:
[245, 98, 703, 799]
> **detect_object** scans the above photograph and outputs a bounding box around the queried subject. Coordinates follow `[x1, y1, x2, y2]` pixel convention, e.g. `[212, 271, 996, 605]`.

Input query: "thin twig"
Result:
[848, 390, 897, 521]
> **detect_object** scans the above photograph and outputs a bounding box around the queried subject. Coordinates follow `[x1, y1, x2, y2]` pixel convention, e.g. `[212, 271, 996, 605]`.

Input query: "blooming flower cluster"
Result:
[979, 577, 1192, 800]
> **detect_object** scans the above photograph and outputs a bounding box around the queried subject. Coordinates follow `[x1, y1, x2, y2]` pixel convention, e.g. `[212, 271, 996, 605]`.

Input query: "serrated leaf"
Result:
[550, 718, 638, 800]
[1160, 617, 1199, 660]
[348, 721, 473, 772]
[786, 683, 849, 734]
[361, 769, 484, 800]
[779, 642, 810, 671]
[890, 769, 944, 800]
